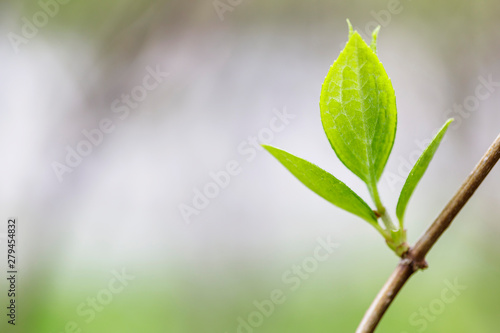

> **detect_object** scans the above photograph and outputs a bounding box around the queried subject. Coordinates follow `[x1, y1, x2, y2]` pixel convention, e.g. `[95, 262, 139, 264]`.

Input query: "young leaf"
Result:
[320, 27, 397, 192]
[263, 145, 378, 225]
[396, 119, 454, 223]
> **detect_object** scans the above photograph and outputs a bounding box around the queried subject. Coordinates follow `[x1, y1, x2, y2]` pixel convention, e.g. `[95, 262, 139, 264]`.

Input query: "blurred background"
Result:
[0, 0, 499, 332]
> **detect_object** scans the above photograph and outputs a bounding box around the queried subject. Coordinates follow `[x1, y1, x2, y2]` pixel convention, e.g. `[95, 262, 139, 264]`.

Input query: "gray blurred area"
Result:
[0, 1, 499, 332]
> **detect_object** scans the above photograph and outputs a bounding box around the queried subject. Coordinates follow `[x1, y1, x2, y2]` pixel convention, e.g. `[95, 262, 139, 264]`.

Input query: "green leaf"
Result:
[263, 145, 378, 225]
[396, 119, 454, 223]
[319, 26, 397, 193]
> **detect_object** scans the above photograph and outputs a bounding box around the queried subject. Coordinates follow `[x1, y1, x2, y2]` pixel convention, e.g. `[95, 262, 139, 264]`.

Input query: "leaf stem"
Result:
[370, 183, 397, 231]
[356, 133, 500, 333]
[379, 209, 396, 231]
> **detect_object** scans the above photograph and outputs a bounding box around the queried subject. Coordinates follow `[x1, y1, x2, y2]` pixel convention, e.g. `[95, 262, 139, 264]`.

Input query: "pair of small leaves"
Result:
[265, 119, 451, 227]
[265, 21, 452, 236]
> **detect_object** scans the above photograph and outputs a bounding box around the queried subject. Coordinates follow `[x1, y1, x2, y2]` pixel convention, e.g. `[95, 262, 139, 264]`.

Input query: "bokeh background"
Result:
[0, 0, 499, 332]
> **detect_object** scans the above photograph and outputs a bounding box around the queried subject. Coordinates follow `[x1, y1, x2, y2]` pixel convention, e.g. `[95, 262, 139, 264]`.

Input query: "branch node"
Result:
[404, 250, 429, 271]
[412, 257, 429, 271]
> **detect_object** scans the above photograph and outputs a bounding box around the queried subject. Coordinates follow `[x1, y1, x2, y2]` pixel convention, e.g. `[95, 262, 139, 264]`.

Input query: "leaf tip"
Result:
[346, 19, 354, 38]
[441, 118, 454, 133]
[370, 25, 381, 53]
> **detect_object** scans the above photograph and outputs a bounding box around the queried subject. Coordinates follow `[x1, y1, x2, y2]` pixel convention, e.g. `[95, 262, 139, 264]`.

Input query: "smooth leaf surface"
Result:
[396, 119, 454, 222]
[263, 145, 378, 224]
[320, 30, 397, 189]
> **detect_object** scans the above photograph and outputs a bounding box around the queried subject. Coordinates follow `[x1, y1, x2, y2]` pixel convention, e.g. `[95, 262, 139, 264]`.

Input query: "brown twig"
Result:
[356, 133, 500, 333]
